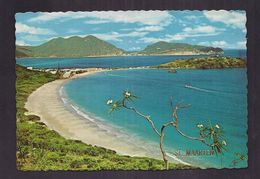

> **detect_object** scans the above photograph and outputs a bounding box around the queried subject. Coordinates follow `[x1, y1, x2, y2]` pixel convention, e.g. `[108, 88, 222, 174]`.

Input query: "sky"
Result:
[15, 10, 246, 51]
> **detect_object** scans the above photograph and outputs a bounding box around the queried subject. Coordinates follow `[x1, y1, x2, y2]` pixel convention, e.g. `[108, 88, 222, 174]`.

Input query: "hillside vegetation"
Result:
[16, 36, 223, 58]
[140, 41, 223, 55]
[156, 56, 246, 69]
[16, 35, 124, 58]
[16, 65, 191, 170]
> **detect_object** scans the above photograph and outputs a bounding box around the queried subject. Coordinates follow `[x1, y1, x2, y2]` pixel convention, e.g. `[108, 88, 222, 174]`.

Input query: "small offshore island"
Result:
[156, 56, 246, 69]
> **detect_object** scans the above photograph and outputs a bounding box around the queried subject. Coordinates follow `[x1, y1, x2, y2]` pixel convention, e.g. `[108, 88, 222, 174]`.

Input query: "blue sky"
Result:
[15, 10, 246, 50]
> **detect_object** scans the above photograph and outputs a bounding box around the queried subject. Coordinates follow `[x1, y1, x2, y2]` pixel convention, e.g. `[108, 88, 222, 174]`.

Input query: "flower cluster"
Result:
[106, 99, 113, 105]
[197, 124, 204, 128]
[197, 122, 227, 154]
[106, 90, 137, 113]
[124, 91, 131, 98]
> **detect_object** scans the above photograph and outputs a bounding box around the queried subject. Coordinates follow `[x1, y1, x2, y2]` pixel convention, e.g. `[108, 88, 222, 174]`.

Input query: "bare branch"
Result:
[170, 101, 212, 147]
[159, 121, 173, 169]
[123, 104, 161, 137]
[108, 92, 227, 169]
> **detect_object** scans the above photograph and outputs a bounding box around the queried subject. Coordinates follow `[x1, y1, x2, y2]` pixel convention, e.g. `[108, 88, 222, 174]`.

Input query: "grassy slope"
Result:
[141, 41, 223, 54]
[16, 36, 124, 58]
[157, 56, 246, 69]
[16, 65, 191, 170]
[16, 38, 223, 58]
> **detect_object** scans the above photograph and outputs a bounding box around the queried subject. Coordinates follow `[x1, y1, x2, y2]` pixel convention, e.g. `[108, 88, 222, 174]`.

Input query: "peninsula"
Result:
[156, 56, 246, 69]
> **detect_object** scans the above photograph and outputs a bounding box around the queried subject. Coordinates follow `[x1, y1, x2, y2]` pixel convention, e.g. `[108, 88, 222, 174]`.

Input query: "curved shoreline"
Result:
[25, 69, 190, 166]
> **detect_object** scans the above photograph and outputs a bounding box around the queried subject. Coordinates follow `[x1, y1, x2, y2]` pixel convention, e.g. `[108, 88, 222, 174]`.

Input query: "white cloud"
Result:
[184, 15, 198, 20]
[183, 25, 217, 33]
[91, 31, 148, 42]
[167, 34, 186, 41]
[120, 28, 132, 31]
[136, 26, 164, 32]
[129, 46, 141, 51]
[211, 40, 227, 47]
[27, 12, 70, 22]
[15, 22, 55, 35]
[127, 31, 148, 37]
[16, 34, 49, 46]
[28, 11, 173, 26]
[16, 40, 30, 46]
[198, 40, 247, 49]
[20, 34, 43, 42]
[84, 20, 111, 24]
[90, 34, 123, 42]
[59, 30, 148, 42]
[140, 37, 166, 43]
[140, 25, 222, 43]
[236, 41, 247, 49]
[203, 10, 246, 30]
[67, 29, 81, 34]
[198, 41, 228, 48]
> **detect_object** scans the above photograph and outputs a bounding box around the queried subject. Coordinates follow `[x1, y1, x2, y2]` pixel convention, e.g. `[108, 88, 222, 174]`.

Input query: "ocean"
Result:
[61, 68, 247, 168]
[16, 50, 246, 69]
[17, 49, 247, 168]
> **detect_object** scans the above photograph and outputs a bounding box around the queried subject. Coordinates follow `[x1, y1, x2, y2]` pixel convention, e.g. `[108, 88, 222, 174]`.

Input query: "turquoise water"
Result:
[17, 49, 247, 168]
[62, 68, 247, 168]
[16, 50, 246, 69]
[16, 55, 207, 69]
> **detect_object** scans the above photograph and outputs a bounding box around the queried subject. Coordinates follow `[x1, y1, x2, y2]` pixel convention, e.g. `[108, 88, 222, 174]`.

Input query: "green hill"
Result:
[140, 41, 223, 55]
[156, 56, 246, 69]
[16, 35, 124, 58]
[16, 36, 225, 58]
[16, 46, 31, 58]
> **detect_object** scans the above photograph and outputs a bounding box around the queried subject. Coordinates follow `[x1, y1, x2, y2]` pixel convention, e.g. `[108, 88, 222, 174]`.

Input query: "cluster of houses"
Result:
[26, 66, 102, 78]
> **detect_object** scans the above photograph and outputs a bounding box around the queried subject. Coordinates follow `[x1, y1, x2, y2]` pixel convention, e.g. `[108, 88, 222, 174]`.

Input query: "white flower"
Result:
[222, 140, 227, 146]
[215, 124, 220, 129]
[125, 91, 131, 98]
[197, 124, 203, 128]
[106, 99, 113, 105]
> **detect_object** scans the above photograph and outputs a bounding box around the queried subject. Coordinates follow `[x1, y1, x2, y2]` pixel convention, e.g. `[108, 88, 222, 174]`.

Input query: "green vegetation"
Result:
[16, 35, 124, 58]
[140, 41, 223, 55]
[16, 65, 191, 170]
[157, 56, 246, 69]
[16, 36, 224, 58]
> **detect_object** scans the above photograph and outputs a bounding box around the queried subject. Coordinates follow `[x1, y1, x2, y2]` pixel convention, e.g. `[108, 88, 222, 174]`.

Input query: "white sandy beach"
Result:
[25, 69, 190, 165]
[25, 70, 162, 158]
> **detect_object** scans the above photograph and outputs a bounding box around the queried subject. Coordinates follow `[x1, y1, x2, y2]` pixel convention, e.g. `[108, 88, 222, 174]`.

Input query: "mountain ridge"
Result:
[16, 35, 223, 58]
[16, 35, 125, 58]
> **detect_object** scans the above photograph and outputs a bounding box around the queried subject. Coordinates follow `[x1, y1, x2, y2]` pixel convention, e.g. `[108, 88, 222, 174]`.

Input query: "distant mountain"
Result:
[16, 36, 224, 58]
[16, 46, 31, 58]
[16, 35, 124, 58]
[139, 41, 223, 55]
